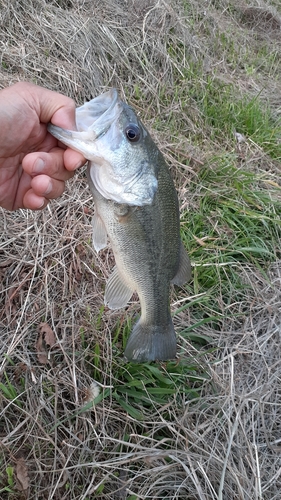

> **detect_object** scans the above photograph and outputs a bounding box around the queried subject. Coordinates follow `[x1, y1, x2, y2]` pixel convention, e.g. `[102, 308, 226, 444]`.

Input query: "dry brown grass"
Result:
[1, 0, 281, 498]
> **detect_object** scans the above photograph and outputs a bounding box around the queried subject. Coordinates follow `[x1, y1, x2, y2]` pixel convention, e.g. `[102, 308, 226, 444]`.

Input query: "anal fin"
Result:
[171, 241, 192, 286]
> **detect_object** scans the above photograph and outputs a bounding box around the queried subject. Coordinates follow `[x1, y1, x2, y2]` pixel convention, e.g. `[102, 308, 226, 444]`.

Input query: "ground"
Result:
[0, 1, 281, 499]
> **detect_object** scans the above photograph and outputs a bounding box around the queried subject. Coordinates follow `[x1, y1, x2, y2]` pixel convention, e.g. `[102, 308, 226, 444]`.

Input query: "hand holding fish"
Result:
[0, 82, 85, 211]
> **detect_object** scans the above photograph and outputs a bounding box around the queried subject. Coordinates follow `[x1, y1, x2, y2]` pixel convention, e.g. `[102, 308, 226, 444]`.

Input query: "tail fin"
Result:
[124, 318, 177, 363]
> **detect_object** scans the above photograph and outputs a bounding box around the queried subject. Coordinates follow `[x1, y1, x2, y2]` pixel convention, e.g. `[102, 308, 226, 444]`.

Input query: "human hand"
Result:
[0, 82, 86, 211]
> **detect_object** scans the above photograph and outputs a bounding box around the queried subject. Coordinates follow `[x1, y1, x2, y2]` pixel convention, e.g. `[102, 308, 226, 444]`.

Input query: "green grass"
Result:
[200, 85, 281, 157]
[0, 372, 23, 409]
[185, 159, 281, 261]
[111, 360, 206, 420]
[80, 314, 209, 421]
[178, 155, 281, 327]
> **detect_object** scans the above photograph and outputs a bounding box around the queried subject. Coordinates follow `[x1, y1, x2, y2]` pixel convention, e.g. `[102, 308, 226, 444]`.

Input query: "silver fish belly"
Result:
[48, 89, 191, 362]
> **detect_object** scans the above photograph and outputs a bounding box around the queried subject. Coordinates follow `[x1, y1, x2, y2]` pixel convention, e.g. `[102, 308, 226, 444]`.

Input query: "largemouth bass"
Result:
[48, 89, 191, 362]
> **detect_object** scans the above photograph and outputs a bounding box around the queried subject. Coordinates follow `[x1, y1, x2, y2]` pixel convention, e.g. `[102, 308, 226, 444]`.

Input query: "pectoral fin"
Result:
[92, 212, 108, 252]
[171, 242, 192, 285]
[105, 267, 134, 309]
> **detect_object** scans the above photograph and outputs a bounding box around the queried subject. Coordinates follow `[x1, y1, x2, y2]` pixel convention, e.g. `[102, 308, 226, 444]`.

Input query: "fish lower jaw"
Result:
[124, 318, 177, 363]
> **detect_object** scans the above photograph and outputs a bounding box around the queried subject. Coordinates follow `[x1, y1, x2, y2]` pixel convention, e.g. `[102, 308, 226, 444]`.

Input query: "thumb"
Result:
[17, 82, 78, 130]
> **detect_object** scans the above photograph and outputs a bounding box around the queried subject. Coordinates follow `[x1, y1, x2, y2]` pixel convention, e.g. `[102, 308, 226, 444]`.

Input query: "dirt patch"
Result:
[240, 6, 281, 31]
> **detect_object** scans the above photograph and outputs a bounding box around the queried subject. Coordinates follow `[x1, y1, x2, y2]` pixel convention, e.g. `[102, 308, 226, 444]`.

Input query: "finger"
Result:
[22, 148, 76, 180]
[31, 174, 67, 200]
[38, 89, 77, 129]
[22, 189, 47, 210]
[63, 148, 87, 171]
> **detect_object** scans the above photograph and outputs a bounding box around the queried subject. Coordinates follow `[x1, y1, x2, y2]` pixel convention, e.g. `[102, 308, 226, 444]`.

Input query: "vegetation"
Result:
[0, 0, 281, 498]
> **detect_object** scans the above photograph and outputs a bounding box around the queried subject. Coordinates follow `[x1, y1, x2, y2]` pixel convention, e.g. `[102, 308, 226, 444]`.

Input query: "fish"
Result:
[48, 89, 191, 362]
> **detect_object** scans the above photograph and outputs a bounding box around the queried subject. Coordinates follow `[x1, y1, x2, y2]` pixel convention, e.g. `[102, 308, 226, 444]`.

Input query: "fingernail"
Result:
[74, 159, 87, 170]
[38, 198, 45, 208]
[33, 158, 45, 174]
[44, 182, 52, 195]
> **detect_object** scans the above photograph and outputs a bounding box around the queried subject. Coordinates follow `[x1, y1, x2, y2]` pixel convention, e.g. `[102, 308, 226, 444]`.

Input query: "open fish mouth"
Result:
[48, 88, 158, 206]
[75, 88, 121, 136]
[47, 89, 122, 155]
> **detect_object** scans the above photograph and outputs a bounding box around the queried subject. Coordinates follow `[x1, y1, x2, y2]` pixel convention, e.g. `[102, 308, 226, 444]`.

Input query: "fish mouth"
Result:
[76, 88, 121, 135]
[48, 88, 158, 206]
[47, 88, 122, 160]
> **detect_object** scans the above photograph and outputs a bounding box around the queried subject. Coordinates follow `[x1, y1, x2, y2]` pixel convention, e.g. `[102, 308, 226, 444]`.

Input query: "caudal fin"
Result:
[124, 318, 177, 363]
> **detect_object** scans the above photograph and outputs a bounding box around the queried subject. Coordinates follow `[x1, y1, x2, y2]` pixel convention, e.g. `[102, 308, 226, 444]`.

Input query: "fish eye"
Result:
[125, 124, 141, 143]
